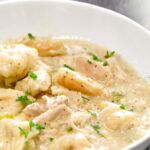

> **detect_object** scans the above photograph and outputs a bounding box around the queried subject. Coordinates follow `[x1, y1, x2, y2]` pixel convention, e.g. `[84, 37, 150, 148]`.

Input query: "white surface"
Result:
[0, 0, 150, 149]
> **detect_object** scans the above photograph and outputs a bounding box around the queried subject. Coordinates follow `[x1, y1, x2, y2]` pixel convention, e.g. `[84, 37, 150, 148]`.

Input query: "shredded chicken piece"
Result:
[72, 55, 113, 85]
[23, 103, 44, 118]
[41, 95, 68, 109]
[23, 95, 68, 119]
[109, 57, 127, 82]
[34, 104, 71, 124]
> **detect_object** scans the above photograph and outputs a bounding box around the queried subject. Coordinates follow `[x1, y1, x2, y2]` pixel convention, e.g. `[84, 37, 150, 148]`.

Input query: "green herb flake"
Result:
[87, 59, 92, 64]
[110, 51, 115, 57]
[18, 127, 29, 138]
[67, 127, 72, 132]
[49, 137, 54, 142]
[112, 91, 124, 102]
[103, 60, 108, 66]
[28, 72, 37, 80]
[91, 124, 106, 138]
[29, 120, 45, 131]
[81, 96, 90, 101]
[84, 48, 87, 50]
[25, 91, 30, 96]
[28, 33, 35, 39]
[105, 50, 115, 59]
[124, 68, 129, 73]
[64, 64, 75, 71]
[16, 96, 34, 104]
[25, 141, 29, 146]
[120, 104, 125, 110]
[128, 109, 134, 112]
[86, 109, 97, 117]
[35, 124, 45, 130]
[29, 120, 35, 131]
[127, 137, 133, 143]
[90, 53, 102, 62]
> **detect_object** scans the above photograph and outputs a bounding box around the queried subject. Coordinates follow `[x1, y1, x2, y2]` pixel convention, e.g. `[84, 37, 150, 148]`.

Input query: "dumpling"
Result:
[99, 101, 139, 130]
[0, 88, 34, 115]
[19, 36, 66, 57]
[0, 44, 38, 86]
[0, 119, 26, 150]
[57, 68, 102, 96]
[48, 132, 91, 150]
[0, 119, 39, 150]
[15, 61, 51, 96]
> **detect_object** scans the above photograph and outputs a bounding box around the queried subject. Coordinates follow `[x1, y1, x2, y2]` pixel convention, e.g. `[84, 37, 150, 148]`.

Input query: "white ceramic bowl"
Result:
[0, 0, 150, 149]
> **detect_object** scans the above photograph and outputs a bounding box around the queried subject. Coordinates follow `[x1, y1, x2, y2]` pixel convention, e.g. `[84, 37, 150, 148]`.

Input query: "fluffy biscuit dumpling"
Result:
[57, 68, 102, 96]
[0, 44, 38, 86]
[20, 37, 66, 57]
[99, 101, 138, 130]
[15, 61, 51, 96]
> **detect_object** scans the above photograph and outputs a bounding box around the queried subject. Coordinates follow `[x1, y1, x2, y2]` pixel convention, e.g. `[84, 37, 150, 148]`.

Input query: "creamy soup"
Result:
[0, 34, 150, 150]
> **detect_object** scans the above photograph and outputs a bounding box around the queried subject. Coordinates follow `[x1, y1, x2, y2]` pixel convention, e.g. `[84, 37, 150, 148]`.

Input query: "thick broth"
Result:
[0, 37, 150, 150]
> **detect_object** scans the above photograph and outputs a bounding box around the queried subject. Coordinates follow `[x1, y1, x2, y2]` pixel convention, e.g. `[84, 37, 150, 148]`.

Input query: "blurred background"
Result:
[75, 0, 150, 31]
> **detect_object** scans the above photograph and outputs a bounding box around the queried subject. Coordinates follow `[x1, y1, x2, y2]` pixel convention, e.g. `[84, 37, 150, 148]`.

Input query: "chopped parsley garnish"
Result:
[91, 124, 106, 138]
[25, 141, 29, 146]
[18, 127, 29, 138]
[120, 104, 134, 112]
[120, 104, 125, 110]
[103, 60, 108, 66]
[35, 124, 45, 130]
[28, 72, 37, 80]
[84, 48, 87, 50]
[81, 96, 90, 101]
[64, 64, 75, 71]
[128, 109, 134, 112]
[90, 53, 102, 62]
[125, 69, 129, 73]
[105, 51, 115, 59]
[49, 137, 54, 142]
[19, 120, 45, 142]
[16, 91, 37, 105]
[29, 120, 45, 131]
[86, 109, 97, 117]
[25, 91, 30, 96]
[67, 127, 72, 132]
[28, 33, 35, 39]
[87, 59, 92, 64]
[29, 120, 36, 131]
[16, 96, 34, 104]
[112, 91, 124, 102]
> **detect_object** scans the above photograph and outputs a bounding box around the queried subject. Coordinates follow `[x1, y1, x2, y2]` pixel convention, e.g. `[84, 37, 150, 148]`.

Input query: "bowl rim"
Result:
[0, 0, 150, 149]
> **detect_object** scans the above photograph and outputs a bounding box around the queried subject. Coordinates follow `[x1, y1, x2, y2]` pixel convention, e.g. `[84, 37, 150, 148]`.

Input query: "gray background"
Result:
[75, 0, 150, 31]
[75, 0, 150, 149]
